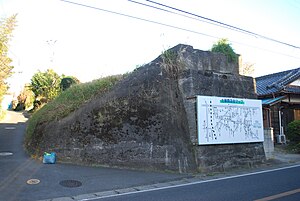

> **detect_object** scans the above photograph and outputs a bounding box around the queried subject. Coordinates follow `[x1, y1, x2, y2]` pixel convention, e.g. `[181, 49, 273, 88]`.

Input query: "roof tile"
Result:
[255, 67, 300, 96]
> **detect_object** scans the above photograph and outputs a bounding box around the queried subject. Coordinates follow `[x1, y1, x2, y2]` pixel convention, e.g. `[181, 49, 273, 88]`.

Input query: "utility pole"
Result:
[46, 40, 57, 66]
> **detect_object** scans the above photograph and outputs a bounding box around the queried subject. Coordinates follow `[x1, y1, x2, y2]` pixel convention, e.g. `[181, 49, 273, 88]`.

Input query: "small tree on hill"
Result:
[30, 69, 61, 102]
[211, 38, 238, 63]
[60, 76, 80, 91]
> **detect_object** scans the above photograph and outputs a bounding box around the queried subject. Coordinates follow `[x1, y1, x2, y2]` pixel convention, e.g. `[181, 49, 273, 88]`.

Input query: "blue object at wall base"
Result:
[43, 152, 56, 164]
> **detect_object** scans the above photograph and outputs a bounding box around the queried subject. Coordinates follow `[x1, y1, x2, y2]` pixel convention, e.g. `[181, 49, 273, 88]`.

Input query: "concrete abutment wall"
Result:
[31, 44, 266, 173]
[174, 44, 266, 172]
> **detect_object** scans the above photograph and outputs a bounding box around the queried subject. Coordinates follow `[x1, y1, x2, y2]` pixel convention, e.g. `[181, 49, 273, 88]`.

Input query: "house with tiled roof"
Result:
[255, 67, 300, 143]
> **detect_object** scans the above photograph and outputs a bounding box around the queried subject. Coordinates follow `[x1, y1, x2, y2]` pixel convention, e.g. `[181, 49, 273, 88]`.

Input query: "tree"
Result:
[60, 76, 80, 91]
[30, 69, 62, 102]
[211, 38, 238, 63]
[14, 84, 35, 111]
[0, 15, 17, 112]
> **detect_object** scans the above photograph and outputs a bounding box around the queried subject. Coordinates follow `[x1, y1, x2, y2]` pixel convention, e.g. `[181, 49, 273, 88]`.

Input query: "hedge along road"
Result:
[0, 111, 189, 201]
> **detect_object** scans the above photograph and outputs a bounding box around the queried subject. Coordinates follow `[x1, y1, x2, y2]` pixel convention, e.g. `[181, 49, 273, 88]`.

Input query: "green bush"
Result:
[286, 120, 300, 153]
[30, 69, 62, 102]
[25, 75, 123, 146]
[211, 38, 238, 63]
[287, 120, 300, 142]
[60, 76, 80, 91]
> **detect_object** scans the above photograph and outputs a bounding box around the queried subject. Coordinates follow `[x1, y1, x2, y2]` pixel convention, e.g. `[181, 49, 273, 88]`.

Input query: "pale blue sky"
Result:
[1, 0, 300, 93]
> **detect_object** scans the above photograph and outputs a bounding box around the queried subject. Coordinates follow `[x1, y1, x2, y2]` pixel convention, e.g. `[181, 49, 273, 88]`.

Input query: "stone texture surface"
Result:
[194, 143, 265, 172]
[30, 44, 265, 173]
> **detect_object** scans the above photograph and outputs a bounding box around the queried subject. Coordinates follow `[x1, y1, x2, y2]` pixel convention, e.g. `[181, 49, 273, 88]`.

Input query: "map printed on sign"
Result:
[197, 95, 264, 145]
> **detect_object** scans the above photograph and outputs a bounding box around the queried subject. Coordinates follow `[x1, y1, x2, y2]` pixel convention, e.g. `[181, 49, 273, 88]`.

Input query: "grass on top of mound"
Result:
[25, 75, 123, 144]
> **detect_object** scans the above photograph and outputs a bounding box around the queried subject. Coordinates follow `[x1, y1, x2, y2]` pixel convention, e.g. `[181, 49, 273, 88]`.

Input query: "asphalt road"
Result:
[89, 165, 300, 201]
[0, 111, 187, 201]
[1, 111, 300, 201]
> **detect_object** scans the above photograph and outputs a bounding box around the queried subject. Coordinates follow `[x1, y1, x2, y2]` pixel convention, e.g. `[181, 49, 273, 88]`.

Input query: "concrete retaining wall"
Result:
[29, 44, 266, 173]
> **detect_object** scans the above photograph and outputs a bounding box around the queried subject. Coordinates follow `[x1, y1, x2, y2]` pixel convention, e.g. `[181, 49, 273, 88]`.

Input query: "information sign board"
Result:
[197, 95, 264, 145]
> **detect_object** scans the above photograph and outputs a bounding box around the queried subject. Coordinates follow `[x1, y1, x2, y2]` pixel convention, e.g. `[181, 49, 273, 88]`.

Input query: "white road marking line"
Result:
[0, 152, 13, 156]
[254, 188, 300, 201]
[4, 127, 16, 130]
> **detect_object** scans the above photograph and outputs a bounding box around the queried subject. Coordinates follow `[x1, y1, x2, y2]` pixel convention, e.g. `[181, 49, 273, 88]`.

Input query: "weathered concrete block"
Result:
[194, 143, 265, 172]
[169, 44, 240, 74]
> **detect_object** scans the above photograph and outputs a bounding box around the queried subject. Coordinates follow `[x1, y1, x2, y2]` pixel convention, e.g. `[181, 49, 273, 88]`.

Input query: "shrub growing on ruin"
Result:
[211, 38, 238, 63]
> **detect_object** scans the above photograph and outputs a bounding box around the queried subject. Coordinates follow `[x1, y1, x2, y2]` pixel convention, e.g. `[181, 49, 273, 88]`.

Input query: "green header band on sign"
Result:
[220, 99, 245, 104]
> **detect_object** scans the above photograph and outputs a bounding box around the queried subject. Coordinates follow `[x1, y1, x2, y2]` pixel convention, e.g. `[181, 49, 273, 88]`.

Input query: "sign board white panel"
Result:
[197, 95, 264, 145]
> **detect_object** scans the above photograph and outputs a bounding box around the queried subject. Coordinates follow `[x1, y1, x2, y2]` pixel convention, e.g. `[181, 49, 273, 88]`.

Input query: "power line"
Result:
[128, 0, 230, 30]
[229, 40, 300, 60]
[58, 0, 300, 60]
[59, 0, 219, 39]
[128, 0, 257, 38]
[142, 0, 300, 50]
